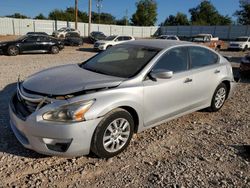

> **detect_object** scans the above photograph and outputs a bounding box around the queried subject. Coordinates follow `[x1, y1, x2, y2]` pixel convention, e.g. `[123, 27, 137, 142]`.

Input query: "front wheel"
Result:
[91, 108, 134, 158]
[51, 46, 59, 54]
[209, 83, 228, 112]
[243, 45, 248, 52]
[7, 46, 19, 56]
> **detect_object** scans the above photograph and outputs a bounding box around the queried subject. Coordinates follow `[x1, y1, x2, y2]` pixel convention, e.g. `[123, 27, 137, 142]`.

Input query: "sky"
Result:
[0, 0, 240, 25]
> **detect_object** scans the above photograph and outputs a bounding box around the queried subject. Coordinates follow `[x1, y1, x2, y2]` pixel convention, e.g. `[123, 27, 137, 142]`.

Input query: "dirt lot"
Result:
[0, 36, 249, 187]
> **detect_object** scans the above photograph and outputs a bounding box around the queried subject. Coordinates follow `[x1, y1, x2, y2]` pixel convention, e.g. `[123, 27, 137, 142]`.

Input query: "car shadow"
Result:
[0, 82, 46, 158]
[77, 47, 97, 53]
[231, 145, 250, 162]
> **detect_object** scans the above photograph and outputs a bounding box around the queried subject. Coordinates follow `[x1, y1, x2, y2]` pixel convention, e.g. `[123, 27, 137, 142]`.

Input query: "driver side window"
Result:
[153, 47, 188, 73]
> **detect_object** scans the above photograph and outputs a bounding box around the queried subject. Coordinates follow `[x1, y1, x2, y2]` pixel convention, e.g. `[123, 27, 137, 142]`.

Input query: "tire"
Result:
[243, 45, 248, 52]
[91, 108, 134, 158]
[59, 34, 64, 39]
[106, 45, 112, 49]
[215, 45, 220, 52]
[209, 83, 228, 112]
[7, 45, 19, 56]
[51, 46, 59, 54]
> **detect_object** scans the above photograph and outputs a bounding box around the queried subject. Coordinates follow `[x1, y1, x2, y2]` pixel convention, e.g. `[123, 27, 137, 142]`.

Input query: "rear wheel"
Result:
[51, 46, 59, 54]
[209, 83, 228, 112]
[91, 108, 134, 158]
[7, 46, 19, 56]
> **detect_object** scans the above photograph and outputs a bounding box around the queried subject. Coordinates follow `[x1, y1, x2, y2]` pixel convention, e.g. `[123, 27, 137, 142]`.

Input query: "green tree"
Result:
[234, 0, 250, 25]
[6, 13, 29, 19]
[162, 12, 189, 26]
[48, 7, 87, 22]
[116, 17, 129, 25]
[131, 0, 157, 26]
[92, 12, 116, 24]
[48, 9, 67, 21]
[189, 0, 232, 25]
[34, 13, 47, 20]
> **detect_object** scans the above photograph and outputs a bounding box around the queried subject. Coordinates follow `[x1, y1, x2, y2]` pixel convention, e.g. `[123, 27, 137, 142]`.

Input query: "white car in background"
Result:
[229, 36, 250, 51]
[94, 35, 135, 50]
[157, 35, 180, 41]
[52, 27, 80, 38]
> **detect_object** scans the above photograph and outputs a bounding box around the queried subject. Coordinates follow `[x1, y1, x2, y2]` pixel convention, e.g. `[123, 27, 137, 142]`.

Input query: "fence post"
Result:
[189, 26, 192, 37]
[110, 25, 112, 35]
[227, 25, 231, 40]
[245, 25, 249, 36]
[141, 27, 143, 38]
[213, 26, 216, 36]
[12, 19, 15, 35]
[33, 21, 36, 32]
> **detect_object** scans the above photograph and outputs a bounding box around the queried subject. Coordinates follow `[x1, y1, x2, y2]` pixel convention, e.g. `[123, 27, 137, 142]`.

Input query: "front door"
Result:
[143, 47, 196, 127]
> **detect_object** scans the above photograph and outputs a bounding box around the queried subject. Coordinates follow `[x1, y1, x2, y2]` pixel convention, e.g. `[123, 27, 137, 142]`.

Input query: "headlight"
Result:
[0, 43, 7, 47]
[43, 100, 95, 122]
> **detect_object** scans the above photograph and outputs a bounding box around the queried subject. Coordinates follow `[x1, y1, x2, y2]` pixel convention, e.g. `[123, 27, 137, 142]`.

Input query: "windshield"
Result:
[105, 35, 117, 41]
[58, 28, 66, 32]
[236, 38, 248, 42]
[17, 35, 27, 41]
[191, 36, 205, 42]
[81, 44, 160, 78]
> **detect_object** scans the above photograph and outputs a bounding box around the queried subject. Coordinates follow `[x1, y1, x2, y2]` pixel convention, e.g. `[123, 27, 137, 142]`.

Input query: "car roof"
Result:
[124, 39, 191, 50]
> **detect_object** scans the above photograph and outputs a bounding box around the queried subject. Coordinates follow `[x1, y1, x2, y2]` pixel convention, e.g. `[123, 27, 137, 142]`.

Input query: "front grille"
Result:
[94, 43, 99, 48]
[230, 43, 239, 47]
[11, 83, 51, 119]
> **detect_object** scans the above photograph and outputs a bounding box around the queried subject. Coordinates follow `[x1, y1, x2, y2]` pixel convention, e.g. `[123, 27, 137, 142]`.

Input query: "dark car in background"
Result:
[64, 32, 83, 46]
[89, 31, 106, 43]
[240, 53, 250, 77]
[26, 32, 49, 36]
[0, 35, 64, 56]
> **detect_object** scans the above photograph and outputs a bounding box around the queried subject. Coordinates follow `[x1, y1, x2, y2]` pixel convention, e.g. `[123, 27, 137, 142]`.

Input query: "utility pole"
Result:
[125, 9, 128, 26]
[75, 0, 78, 29]
[96, 0, 103, 24]
[88, 0, 92, 36]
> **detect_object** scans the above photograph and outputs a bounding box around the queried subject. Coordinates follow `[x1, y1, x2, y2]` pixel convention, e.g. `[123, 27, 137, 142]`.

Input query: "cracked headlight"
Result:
[43, 100, 95, 122]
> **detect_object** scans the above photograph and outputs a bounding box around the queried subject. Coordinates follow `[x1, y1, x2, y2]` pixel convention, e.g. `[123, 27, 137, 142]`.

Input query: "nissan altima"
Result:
[9, 40, 236, 158]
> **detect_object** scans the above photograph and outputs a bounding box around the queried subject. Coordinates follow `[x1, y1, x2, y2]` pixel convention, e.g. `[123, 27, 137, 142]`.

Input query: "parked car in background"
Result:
[64, 32, 83, 46]
[0, 35, 64, 56]
[52, 27, 80, 38]
[191, 34, 224, 51]
[94, 35, 135, 50]
[26, 32, 49, 36]
[9, 40, 235, 158]
[228, 36, 250, 51]
[157, 35, 180, 40]
[89, 31, 107, 43]
[240, 53, 250, 77]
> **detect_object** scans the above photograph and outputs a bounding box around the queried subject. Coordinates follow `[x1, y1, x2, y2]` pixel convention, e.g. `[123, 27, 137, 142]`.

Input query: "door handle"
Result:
[214, 70, 220, 74]
[184, 78, 193, 83]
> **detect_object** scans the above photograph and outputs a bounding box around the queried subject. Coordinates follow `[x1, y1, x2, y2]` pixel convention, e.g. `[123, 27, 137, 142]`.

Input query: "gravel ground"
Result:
[0, 38, 249, 187]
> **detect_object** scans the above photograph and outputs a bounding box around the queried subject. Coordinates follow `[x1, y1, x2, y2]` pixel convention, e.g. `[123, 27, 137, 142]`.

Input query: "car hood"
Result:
[95, 40, 112, 44]
[230, 41, 246, 45]
[22, 64, 125, 95]
[0, 40, 17, 46]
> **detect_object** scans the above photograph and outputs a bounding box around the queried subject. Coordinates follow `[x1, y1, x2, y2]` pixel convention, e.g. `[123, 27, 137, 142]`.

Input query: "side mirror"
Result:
[150, 69, 173, 80]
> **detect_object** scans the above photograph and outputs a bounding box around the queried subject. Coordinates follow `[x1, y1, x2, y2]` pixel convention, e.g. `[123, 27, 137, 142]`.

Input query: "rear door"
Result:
[187, 46, 224, 106]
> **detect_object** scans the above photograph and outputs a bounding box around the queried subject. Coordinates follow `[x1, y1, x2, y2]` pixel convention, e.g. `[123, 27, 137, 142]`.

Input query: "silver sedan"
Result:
[9, 40, 236, 158]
